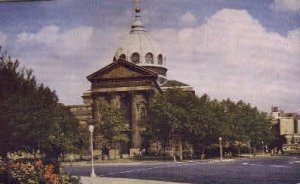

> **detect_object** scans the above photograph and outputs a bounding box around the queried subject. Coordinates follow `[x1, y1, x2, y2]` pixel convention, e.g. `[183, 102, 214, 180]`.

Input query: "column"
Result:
[131, 94, 141, 148]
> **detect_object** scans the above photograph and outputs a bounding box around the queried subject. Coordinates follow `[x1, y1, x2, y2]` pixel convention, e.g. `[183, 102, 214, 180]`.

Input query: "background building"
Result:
[271, 106, 300, 153]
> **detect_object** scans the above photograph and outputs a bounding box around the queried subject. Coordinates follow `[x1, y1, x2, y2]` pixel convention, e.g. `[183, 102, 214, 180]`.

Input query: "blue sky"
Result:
[0, 0, 299, 113]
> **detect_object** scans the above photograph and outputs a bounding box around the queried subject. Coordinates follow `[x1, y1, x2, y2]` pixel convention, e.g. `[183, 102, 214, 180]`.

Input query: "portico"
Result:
[84, 59, 161, 156]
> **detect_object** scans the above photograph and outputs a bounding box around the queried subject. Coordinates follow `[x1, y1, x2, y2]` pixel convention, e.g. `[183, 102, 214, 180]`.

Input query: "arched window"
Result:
[120, 54, 126, 60]
[157, 54, 163, 65]
[131, 52, 140, 64]
[145, 52, 154, 64]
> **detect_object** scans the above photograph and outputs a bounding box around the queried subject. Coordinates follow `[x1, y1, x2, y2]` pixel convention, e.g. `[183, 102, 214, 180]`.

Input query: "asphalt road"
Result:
[63, 156, 300, 184]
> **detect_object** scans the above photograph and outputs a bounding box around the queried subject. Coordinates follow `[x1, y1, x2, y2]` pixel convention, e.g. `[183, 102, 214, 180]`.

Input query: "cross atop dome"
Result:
[131, 0, 145, 32]
[133, 0, 141, 13]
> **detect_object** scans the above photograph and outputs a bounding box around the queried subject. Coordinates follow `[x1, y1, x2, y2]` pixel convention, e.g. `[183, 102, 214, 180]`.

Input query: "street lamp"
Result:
[219, 137, 223, 161]
[262, 141, 264, 157]
[89, 125, 96, 177]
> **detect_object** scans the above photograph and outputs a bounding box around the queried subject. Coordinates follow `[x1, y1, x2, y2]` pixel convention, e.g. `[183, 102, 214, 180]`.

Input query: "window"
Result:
[157, 54, 163, 65]
[145, 53, 154, 64]
[131, 52, 140, 64]
[120, 54, 126, 60]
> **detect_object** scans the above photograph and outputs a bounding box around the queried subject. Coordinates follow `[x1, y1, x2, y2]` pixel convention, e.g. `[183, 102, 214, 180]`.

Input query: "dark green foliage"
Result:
[0, 47, 80, 159]
[219, 99, 275, 155]
[94, 100, 129, 155]
[148, 88, 275, 158]
[148, 88, 197, 160]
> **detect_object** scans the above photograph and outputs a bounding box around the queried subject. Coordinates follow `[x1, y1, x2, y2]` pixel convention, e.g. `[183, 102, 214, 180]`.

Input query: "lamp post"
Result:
[89, 125, 96, 177]
[262, 141, 264, 157]
[219, 137, 223, 161]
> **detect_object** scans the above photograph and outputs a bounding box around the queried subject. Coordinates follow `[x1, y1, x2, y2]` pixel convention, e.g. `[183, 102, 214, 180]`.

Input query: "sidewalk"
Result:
[81, 176, 189, 184]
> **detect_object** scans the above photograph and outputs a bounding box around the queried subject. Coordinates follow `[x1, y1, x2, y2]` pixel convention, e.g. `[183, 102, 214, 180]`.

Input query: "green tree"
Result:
[0, 48, 80, 159]
[0, 52, 40, 157]
[220, 99, 275, 156]
[188, 96, 223, 158]
[149, 88, 195, 160]
[41, 103, 80, 159]
[246, 110, 274, 156]
[94, 100, 129, 159]
[220, 99, 249, 155]
[148, 88, 276, 159]
[148, 92, 173, 157]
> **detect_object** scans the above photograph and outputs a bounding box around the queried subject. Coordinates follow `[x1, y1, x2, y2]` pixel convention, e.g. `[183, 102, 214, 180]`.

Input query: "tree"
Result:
[0, 51, 40, 157]
[220, 99, 275, 156]
[149, 88, 196, 160]
[148, 88, 276, 159]
[41, 103, 80, 159]
[188, 96, 223, 158]
[148, 92, 173, 157]
[0, 47, 80, 159]
[94, 100, 129, 159]
[246, 111, 274, 156]
[220, 99, 250, 155]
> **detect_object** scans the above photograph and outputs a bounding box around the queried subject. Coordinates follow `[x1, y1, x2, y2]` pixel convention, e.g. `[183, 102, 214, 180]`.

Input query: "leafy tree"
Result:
[246, 111, 274, 155]
[41, 103, 80, 159]
[188, 96, 223, 158]
[148, 93, 172, 157]
[0, 47, 80, 159]
[148, 88, 276, 158]
[220, 99, 275, 156]
[0, 51, 39, 157]
[220, 99, 250, 155]
[94, 100, 129, 159]
[149, 88, 195, 160]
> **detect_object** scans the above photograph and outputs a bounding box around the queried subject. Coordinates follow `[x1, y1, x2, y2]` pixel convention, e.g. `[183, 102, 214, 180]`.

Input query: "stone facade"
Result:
[68, 104, 92, 126]
[271, 106, 300, 152]
[69, 59, 194, 156]
[70, 59, 163, 156]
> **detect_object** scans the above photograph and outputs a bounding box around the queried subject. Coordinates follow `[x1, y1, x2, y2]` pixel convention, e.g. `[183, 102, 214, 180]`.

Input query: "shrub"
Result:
[0, 159, 81, 184]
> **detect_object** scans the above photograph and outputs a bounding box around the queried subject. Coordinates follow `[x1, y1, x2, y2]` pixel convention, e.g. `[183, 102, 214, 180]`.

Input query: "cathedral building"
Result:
[69, 2, 194, 157]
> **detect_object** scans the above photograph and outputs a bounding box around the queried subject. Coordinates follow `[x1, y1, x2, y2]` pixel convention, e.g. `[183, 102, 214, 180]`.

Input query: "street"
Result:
[63, 156, 300, 184]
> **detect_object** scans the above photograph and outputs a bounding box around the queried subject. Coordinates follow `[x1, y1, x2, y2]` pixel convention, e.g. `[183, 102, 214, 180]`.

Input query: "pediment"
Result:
[101, 65, 144, 79]
[87, 59, 157, 81]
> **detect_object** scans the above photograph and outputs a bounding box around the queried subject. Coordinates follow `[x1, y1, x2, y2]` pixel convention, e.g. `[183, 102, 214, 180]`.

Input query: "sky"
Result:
[0, 0, 299, 113]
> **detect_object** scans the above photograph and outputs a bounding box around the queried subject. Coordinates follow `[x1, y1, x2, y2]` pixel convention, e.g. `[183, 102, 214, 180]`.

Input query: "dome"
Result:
[115, 32, 162, 67]
[114, 4, 167, 81]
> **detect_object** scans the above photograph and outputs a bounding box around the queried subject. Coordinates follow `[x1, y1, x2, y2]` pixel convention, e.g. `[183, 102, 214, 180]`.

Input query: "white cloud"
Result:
[0, 32, 7, 46]
[17, 25, 95, 58]
[14, 25, 123, 105]
[271, 0, 300, 12]
[180, 12, 197, 26]
[18, 25, 60, 45]
[153, 8, 300, 112]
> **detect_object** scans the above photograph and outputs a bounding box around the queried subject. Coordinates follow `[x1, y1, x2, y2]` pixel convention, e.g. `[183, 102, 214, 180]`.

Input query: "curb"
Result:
[81, 176, 189, 184]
